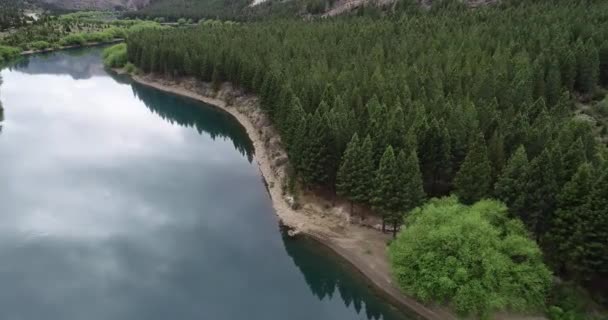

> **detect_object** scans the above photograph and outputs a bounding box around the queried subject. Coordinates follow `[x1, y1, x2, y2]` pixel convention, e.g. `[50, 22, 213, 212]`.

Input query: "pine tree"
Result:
[494, 145, 528, 214]
[298, 110, 336, 187]
[211, 66, 221, 92]
[373, 146, 401, 235]
[546, 163, 593, 274]
[576, 168, 608, 278]
[351, 135, 375, 206]
[419, 119, 452, 196]
[560, 49, 577, 92]
[575, 40, 600, 95]
[561, 137, 586, 184]
[454, 133, 492, 205]
[523, 149, 558, 240]
[600, 41, 608, 86]
[487, 130, 506, 181]
[397, 149, 426, 214]
[336, 133, 360, 214]
[545, 61, 561, 108]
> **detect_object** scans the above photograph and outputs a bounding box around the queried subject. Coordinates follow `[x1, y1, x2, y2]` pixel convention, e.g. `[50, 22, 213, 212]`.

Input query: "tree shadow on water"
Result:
[124, 79, 255, 162]
[281, 228, 417, 320]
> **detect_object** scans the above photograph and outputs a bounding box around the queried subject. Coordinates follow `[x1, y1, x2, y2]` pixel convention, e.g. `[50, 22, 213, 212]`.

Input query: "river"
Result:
[0, 47, 415, 320]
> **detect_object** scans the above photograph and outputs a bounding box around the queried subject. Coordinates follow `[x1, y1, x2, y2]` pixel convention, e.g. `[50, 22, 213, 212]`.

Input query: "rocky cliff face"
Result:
[36, 0, 150, 10]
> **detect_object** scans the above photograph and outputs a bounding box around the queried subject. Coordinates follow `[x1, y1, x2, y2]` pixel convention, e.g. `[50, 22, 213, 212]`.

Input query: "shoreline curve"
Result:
[115, 70, 456, 320]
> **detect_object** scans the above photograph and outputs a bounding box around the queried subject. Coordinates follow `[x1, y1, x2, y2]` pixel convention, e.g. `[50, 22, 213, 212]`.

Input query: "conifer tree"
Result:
[351, 135, 375, 206]
[600, 41, 608, 86]
[561, 137, 586, 184]
[397, 149, 426, 215]
[575, 40, 600, 94]
[560, 49, 577, 92]
[298, 110, 336, 187]
[454, 133, 492, 205]
[419, 119, 452, 196]
[494, 145, 528, 214]
[336, 133, 360, 214]
[523, 149, 558, 240]
[487, 130, 505, 180]
[546, 163, 593, 274]
[576, 168, 608, 278]
[373, 146, 401, 235]
[545, 61, 562, 107]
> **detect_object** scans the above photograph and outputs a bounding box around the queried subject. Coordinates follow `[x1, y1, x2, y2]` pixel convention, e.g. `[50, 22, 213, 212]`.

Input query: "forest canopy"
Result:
[124, 0, 608, 308]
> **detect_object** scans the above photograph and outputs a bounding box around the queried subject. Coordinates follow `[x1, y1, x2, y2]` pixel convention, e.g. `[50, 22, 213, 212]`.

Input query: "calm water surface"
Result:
[0, 48, 414, 320]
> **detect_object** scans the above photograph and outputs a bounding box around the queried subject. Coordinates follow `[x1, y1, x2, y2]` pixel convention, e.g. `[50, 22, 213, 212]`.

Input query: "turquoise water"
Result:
[0, 48, 414, 320]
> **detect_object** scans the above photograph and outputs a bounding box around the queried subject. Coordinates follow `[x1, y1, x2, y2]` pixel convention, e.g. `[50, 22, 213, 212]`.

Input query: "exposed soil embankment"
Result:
[114, 71, 455, 320]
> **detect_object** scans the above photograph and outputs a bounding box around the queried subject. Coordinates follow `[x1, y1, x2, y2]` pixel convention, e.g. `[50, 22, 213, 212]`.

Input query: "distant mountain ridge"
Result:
[35, 0, 150, 11]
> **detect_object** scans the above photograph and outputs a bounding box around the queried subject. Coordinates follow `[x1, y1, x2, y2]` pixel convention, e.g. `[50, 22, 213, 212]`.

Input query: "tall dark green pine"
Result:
[373, 146, 401, 235]
[397, 149, 426, 215]
[351, 135, 375, 207]
[523, 148, 558, 241]
[487, 130, 506, 181]
[560, 48, 577, 92]
[575, 40, 600, 95]
[336, 133, 360, 214]
[454, 133, 492, 205]
[576, 168, 608, 279]
[494, 145, 529, 214]
[600, 41, 608, 86]
[561, 137, 586, 185]
[284, 97, 306, 152]
[546, 163, 593, 275]
[419, 119, 452, 196]
[545, 61, 562, 108]
[298, 110, 335, 187]
[366, 96, 390, 165]
[211, 66, 221, 92]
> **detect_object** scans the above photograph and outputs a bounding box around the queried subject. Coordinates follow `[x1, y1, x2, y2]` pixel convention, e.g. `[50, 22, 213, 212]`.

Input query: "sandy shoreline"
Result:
[115, 70, 456, 320]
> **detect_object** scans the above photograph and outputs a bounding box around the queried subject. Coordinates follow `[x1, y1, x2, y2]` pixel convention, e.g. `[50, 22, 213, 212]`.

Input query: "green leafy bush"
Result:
[83, 31, 113, 43]
[389, 197, 552, 318]
[0, 45, 20, 63]
[102, 43, 127, 68]
[105, 27, 127, 39]
[124, 62, 137, 74]
[27, 41, 51, 51]
[59, 34, 86, 46]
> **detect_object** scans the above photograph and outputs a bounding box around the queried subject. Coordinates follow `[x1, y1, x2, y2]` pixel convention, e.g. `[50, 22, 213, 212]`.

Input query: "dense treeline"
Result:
[0, 0, 28, 30]
[0, 14, 161, 52]
[126, 0, 608, 301]
[125, 0, 253, 21]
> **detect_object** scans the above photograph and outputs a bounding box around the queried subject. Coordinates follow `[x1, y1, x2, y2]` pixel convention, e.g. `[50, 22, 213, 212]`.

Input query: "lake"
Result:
[0, 47, 414, 320]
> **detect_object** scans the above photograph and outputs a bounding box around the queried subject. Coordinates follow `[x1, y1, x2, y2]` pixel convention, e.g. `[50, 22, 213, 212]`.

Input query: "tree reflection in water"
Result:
[282, 228, 418, 320]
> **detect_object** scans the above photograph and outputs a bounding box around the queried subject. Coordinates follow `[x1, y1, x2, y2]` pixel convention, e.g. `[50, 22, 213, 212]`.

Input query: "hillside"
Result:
[35, 0, 150, 11]
[126, 0, 501, 21]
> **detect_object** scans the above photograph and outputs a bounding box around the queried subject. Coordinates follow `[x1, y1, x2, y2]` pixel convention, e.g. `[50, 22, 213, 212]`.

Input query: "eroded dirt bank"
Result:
[115, 71, 454, 320]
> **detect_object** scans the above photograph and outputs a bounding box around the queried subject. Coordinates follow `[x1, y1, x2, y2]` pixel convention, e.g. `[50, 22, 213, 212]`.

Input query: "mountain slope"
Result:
[36, 0, 150, 11]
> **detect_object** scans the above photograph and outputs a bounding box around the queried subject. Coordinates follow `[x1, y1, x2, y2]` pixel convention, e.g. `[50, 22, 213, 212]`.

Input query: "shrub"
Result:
[0, 45, 21, 62]
[59, 34, 86, 46]
[102, 43, 127, 68]
[27, 41, 51, 51]
[105, 27, 127, 39]
[389, 197, 552, 318]
[124, 62, 137, 74]
[83, 31, 112, 43]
